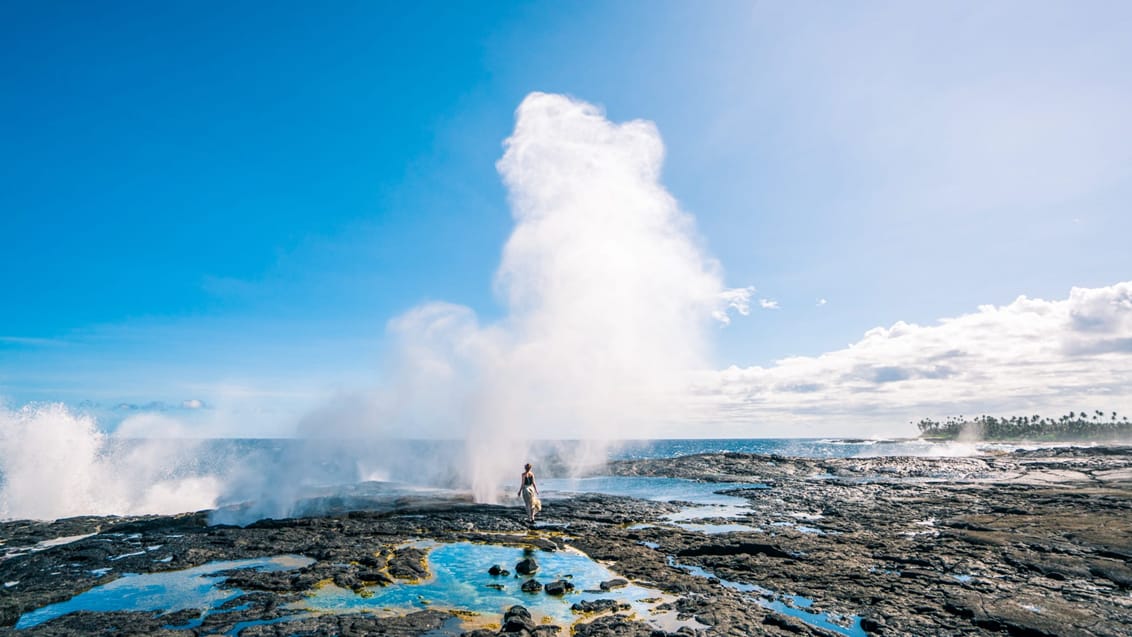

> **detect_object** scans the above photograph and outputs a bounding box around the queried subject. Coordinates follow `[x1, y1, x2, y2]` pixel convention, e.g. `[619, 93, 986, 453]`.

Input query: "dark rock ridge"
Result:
[0, 446, 1129, 636]
[599, 578, 629, 591]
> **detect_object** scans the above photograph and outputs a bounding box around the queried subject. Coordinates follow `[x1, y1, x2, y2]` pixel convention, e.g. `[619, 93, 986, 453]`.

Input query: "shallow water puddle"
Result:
[672, 522, 761, 534]
[305, 541, 686, 630]
[1, 533, 97, 562]
[671, 559, 865, 637]
[544, 476, 765, 534]
[769, 521, 828, 535]
[543, 476, 761, 505]
[663, 504, 761, 534]
[15, 555, 314, 629]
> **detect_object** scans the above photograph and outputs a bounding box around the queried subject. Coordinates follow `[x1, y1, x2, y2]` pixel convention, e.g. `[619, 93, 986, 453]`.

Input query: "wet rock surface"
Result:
[0, 446, 1129, 636]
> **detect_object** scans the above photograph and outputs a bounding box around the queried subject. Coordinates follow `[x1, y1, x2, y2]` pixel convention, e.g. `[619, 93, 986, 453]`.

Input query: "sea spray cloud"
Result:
[458, 93, 750, 499]
[232, 92, 753, 512]
[0, 404, 220, 519]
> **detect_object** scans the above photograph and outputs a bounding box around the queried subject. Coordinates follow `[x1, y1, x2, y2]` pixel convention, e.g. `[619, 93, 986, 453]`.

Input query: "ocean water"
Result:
[0, 436, 1027, 523]
[110, 435, 1004, 483]
[201, 437, 969, 502]
[613, 437, 965, 459]
[110, 435, 1011, 469]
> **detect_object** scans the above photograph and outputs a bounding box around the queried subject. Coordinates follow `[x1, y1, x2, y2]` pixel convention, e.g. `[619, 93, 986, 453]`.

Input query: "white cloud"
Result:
[816, 298, 827, 307]
[713, 286, 754, 325]
[691, 281, 1132, 436]
[759, 298, 780, 310]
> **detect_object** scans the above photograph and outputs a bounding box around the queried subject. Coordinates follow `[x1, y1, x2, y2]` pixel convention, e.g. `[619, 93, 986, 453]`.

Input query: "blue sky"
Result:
[2, 1, 1130, 435]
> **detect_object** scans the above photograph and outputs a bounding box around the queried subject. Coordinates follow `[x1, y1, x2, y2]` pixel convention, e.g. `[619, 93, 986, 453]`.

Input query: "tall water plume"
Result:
[368, 93, 750, 501]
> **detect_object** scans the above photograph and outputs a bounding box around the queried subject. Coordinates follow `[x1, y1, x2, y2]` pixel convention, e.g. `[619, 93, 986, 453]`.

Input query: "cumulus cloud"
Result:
[759, 298, 780, 310]
[713, 287, 754, 325]
[694, 281, 1132, 436]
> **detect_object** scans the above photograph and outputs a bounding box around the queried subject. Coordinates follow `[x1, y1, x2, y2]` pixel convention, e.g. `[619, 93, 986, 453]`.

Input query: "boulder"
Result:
[502, 605, 536, 633]
[516, 557, 539, 575]
[599, 578, 629, 591]
[572, 599, 630, 613]
[521, 579, 543, 593]
[544, 579, 575, 596]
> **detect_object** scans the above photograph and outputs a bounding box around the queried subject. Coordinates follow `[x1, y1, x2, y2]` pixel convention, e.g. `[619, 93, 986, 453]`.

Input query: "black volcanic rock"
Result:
[515, 556, 539, 574]
[502, 604, 536, 632]
[544, 579, 574, 595]
[388, 546, 429, 581]
[599, 578, 629, 591]
[572, 599, 630, 613]
[572, 614, 658, 636]
[2, 446, 1131, 636]
[520, 578, 543, 593]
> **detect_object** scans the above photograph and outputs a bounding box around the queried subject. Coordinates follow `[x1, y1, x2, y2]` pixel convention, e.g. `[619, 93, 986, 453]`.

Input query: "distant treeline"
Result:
[916, 411, 1132, 441]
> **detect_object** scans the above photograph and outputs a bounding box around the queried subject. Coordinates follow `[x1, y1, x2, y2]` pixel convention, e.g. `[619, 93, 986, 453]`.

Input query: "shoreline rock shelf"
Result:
[1, 445, 1129, 636]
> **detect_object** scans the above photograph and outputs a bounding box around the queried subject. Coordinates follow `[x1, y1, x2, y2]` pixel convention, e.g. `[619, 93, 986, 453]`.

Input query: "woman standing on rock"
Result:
[518, 463, 541, 524]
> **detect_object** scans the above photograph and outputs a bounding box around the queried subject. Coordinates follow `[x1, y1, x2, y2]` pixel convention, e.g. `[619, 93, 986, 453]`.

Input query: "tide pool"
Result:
[543, 476, 766, 534]
[305, 541, 675, 628]
[16, 555, 314, 629]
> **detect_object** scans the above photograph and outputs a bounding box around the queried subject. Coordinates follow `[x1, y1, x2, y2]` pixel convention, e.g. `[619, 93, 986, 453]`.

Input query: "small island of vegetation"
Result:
[916, 410, 1132, 441]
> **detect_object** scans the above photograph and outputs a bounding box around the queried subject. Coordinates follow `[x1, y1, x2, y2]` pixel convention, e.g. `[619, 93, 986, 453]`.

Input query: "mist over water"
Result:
[0, 404, 220, 520]
[0, 404, 1090, 523]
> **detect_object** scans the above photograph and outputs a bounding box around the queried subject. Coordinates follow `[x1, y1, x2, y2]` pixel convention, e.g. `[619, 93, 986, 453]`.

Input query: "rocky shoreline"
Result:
[1, 446, 1130, 636]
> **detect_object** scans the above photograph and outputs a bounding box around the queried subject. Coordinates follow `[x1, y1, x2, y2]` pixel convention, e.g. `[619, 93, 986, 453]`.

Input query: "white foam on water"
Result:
[0, 404, 221, 520]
